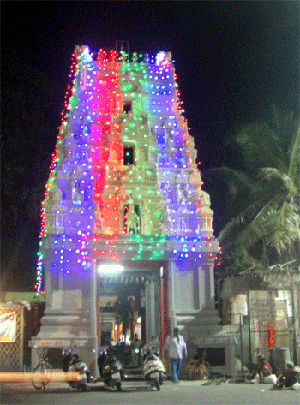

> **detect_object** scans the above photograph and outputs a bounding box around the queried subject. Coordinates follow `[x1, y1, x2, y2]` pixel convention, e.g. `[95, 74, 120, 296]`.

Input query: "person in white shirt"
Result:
[164, 327, 187, 383]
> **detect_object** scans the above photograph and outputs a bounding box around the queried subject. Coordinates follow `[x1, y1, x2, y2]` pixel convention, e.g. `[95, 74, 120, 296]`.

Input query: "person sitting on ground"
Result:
[248, 355, 273, 382]
[187, 354, 202, 380]
[276, 362, 298, 388]
[199, 350, 210, 367]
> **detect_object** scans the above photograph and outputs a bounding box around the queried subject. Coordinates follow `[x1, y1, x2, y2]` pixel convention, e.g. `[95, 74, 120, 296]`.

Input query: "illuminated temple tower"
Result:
[30, 46, 220, 374]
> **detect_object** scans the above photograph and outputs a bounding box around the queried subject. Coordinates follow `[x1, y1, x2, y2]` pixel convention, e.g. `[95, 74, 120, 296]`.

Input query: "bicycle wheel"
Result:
[32, 362, 52, 390]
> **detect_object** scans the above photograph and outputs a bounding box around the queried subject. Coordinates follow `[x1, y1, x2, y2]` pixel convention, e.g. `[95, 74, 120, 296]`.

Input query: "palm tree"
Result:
[214, 106, 300, 274]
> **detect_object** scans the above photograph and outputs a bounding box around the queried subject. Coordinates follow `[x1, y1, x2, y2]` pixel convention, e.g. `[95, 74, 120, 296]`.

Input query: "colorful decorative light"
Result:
[35, 47, 217, 295]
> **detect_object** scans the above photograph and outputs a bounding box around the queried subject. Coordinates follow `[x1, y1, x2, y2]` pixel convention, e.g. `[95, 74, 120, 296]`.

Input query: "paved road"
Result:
[1, 380, 299, 405]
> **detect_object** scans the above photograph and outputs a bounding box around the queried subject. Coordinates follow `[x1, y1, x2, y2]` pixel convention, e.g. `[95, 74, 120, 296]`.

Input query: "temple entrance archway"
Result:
[96, 260, 169, 353]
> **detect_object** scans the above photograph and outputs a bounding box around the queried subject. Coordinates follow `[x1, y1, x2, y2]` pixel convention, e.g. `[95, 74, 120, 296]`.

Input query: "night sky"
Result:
[1, 1, 299, 291]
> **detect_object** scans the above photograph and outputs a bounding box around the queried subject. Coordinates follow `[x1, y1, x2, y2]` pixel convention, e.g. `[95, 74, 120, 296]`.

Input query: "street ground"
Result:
[0, 379, 299, 405]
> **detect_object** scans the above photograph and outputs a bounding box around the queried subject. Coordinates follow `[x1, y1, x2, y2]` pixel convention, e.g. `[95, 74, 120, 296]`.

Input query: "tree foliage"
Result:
[213, 106, 300, 276]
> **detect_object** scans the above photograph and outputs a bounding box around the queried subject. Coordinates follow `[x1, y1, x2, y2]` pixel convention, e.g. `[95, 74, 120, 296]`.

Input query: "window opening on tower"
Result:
[123, 145, 134, 165]
[123, 100, 132, 115]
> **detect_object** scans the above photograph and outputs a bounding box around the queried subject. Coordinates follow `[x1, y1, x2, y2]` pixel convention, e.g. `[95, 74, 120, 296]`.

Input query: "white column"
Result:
[198, 265, 206, 309]
[209, 262, 216, 304]
[90, 264, 99, 378]
[168, 262, 177, 331]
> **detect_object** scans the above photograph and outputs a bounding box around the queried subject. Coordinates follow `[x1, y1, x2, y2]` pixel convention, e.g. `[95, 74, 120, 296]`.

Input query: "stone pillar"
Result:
[194, 265, 200, 310]
[200, 263, 216, 307]
[168, 262, 177, 331]
[145, 276, 156, 343]
[141, 312, 147, 345]
[29, 249, 99, 378]
[159, 266, 169, 358]
[209, 261, 216, 304]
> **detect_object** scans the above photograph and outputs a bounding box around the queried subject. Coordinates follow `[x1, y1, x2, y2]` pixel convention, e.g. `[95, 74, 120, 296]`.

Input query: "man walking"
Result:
[165, 327, 187, 383]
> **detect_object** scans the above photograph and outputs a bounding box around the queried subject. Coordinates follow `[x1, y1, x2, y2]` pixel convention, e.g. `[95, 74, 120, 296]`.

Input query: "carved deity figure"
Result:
[198, 190, 211, 211]
[96, 210, 104, 230]
[126, 205, 140, 234]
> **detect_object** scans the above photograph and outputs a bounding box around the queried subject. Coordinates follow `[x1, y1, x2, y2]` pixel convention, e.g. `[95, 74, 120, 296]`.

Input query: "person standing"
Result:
[164, 327, 187, 383]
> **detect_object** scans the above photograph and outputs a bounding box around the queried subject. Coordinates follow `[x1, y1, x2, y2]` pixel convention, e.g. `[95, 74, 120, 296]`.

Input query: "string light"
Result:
[35, 47, 217, 294]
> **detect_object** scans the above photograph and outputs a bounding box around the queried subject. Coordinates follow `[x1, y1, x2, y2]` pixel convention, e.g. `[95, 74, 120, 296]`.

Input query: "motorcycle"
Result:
[62, 345, 89, 391]
[97, 346, 123, 391]
[142, 345, 166, 390]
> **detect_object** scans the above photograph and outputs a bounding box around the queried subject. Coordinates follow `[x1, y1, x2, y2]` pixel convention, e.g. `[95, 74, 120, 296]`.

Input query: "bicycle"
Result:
[32, 348, 53, 390]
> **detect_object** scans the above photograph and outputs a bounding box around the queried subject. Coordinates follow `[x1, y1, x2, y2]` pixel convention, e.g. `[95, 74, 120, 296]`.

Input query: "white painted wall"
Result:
[174, 268, 195, 313]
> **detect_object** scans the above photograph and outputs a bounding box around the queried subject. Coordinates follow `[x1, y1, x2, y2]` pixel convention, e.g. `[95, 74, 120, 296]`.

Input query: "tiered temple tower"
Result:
[30, 46, 220, 375]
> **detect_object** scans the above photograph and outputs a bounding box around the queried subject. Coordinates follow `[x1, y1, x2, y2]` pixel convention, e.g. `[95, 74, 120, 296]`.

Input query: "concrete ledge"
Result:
[0, 372, 80, 383]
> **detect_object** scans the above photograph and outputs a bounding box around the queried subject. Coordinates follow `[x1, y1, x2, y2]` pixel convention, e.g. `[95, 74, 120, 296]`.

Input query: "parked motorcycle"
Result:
[142, 345, 166, 390]
[62, 345, 89, 391]
[97, 346, 123, 391]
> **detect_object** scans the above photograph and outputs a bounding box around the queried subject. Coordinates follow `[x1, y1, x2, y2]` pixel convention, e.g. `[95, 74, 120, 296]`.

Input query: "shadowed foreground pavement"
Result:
[1, 380, 299, 405]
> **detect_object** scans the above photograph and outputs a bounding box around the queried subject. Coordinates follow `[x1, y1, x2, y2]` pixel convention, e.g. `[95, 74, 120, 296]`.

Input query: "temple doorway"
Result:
[96, 260, 169, 366]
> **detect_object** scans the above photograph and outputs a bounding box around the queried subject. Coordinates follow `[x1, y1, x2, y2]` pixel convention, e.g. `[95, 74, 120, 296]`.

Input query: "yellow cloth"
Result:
[186, 359, 208, 380]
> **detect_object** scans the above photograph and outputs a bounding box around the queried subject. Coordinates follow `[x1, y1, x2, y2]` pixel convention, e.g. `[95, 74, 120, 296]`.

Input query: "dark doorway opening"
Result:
[123, 100, 132, 115]
[123, 146, 134, 165]
[198, 347, 226, 367]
